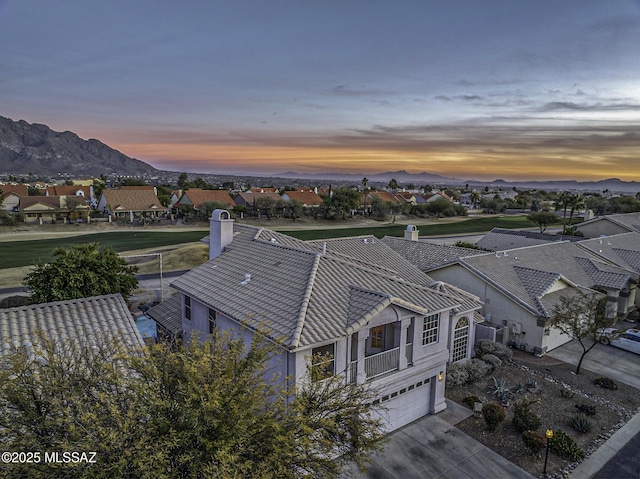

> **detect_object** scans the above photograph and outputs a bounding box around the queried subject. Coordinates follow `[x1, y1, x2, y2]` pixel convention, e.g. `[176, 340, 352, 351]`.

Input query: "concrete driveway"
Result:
[342, 401, 534, 479]
[547, 322, 640, 389]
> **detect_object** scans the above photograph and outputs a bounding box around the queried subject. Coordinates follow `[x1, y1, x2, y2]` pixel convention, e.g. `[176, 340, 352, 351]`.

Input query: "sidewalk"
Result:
[570, 412, 640, 479]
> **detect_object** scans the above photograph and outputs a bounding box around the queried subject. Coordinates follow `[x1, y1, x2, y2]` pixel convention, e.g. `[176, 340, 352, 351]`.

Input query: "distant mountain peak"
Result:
[0, 115, 158, 177]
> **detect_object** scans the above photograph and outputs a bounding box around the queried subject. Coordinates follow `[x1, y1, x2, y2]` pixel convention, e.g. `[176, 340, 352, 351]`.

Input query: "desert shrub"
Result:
[475, 340, 513, 360]
[482, 402, 506, 431]
[575, 404, 596, 416]
[571, 413, 593, 433]
[488, 376, 513, 403]
[0, 295, 30, 309]
[550, 430, 585, 461]
[512, 396, 541, 433]
[446, 362, 470, 387]
[462, 395, 481, 410]
[522, 430, 546, 452]
[466, 358, 492, 381]
[594, 377, 618, 390]
[481, 353, 502, 369]
[560, 389, 576, 399]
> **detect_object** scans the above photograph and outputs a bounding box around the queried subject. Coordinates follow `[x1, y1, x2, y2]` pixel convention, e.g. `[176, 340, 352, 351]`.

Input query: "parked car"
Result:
[598, 327, 640, 354]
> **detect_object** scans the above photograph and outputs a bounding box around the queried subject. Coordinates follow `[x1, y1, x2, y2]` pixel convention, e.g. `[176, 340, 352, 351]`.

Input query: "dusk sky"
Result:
[2, 1, 639, 181]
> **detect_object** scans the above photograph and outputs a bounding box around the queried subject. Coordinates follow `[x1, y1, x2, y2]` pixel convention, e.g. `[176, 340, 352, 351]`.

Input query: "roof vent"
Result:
[240, 273, 252, 285]
[270, 238, 277, 243]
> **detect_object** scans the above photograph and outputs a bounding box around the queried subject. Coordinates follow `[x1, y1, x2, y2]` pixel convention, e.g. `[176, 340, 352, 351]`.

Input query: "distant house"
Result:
[45, 185, 97, 208]
[163, 210, 482, 432]
[0, 184, 28, 212]
[250, 187, 279, 193]
[175, 188, 235, 211]
[233, 191, 282, 215]
[0, 294, 144, 357]
[396, 191, 418, 205]
[577, 232, 640, 280]
[98, 188, 167, 222]
[281, 190, 323, 207]
[575, 212, 640, 238]
[19, 195, 91, 223]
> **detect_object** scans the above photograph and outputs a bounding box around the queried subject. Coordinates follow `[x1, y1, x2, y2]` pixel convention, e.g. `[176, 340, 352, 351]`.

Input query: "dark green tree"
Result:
[177, 172, 189, 188]
[23, 243, 138, 303]
[527, 211, 559, 233]
[0, 331, 386, 478]
[321, 187, 361, 219]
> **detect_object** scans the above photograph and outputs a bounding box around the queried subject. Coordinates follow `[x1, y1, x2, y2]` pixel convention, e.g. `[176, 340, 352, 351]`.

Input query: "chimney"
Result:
[210, 209, 234, 260]
[404, 224, 419, 241]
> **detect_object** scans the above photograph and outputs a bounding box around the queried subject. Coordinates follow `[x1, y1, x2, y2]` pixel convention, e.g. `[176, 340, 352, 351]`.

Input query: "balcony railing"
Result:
[365, 346, 400, 379]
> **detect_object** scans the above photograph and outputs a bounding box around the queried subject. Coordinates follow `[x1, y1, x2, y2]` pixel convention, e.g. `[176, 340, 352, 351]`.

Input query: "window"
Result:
[452, 317, 470, 362]
[184, 296, 191, 321]
[311, 343, 335, 381]
[208, 308, 216, 334]
[370, 325, 383, 349]
[422, 313, 439, 345]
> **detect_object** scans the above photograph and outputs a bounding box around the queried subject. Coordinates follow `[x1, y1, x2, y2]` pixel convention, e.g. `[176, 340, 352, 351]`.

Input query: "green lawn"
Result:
[277, 215, 540, 241]
[0, 215, 548, 270]
[0, 230, 209, 269]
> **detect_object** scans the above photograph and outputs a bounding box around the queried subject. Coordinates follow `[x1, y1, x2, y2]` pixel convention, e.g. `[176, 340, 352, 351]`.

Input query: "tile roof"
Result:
[172, 224, 474, 349]
[0, 294, 144, 356]
[578, 213, 640, 234]
[234, 191, 282, 205]
[282, 190, 324, 206]
[477, 228, 581, 251]
[0, 184, 29, 196]
[177, 188, 235, 209]
[577, 232, 640, 274]
[381, 236, 483, 270]
[434, 241, 637, 317]
[101, 189, 166, 212]
[46, 185, 92, 197]
[146, 294, 182, 334]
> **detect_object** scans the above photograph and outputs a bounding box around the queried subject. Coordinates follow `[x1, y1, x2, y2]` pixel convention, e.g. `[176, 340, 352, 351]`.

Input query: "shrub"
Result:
[594, 377, 618, 390]
[560, 389, 576, 399]
[475, 340, 513, 360]
[462, 395, 481, 410]
[550, 430, 585, 461]
[481, 353, 502, 369]
[466, 358, 492, 381]
[575, 404, 596, 416]
[522, 430, 546, 452]
[482, 402, 506, 431]
[571, 413, 593, 433]
[446, 362, 470, 387]
[0, 295, 30, 309]
[512, 396, 542, 433]
[488, 376, 513, 403]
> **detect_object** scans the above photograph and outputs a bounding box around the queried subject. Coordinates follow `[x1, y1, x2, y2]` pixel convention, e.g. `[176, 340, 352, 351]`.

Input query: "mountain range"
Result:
[0, 116, 158, 177]
[1, 115, 638, 193]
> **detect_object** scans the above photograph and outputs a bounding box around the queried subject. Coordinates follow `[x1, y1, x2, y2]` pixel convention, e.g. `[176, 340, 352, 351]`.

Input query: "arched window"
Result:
[452, 317, 469, 362]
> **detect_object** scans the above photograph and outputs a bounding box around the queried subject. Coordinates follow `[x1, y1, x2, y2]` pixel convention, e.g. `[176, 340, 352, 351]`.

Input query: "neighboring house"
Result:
[421, 192, 453, 203]
[169, 190, 183, 208]
[147, 294, 182, 341]
[396, 191, 418, 205]
[575, 212, 640, 238]
[281, 190, 324, 207]
[46, 185, 97, 208]
[233, 191, 283, 215]
[165, 210, 483, 432]
[476, 228, 582, 252]
[98, 188, 167, 222]
[0, 184, 28, 212]
[0, 294, 144, 356]
[577, 232, 640, 310]
[250, 187, 279, 193]
[19, 195, 91, 223]
[423, 242, 637, 355]
[175, 188, 235, 211]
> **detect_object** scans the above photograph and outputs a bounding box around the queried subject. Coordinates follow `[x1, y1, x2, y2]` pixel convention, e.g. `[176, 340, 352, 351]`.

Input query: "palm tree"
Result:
[567, 193, 585, 228]
[554, 191, 572, 233]
[361, 177, 369, 215]
[388, 178, 399, 195]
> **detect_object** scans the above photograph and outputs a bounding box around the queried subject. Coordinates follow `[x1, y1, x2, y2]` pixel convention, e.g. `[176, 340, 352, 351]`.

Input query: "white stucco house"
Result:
[575, 212, 640, 238]
[167, 211, 483, 432]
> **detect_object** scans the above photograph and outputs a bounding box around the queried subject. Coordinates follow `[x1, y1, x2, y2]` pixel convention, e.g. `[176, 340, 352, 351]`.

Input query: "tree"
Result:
[361, 177, 369, 215]
[567, 193, 585, 228]
[177, 172, 189, 188]
[547, 291, 610, 375]
[23, 243, 138, 303]
[254, 196, 276, 219]
[387, 178, 399, 194]
[197, 200, 230, 220]
[321, 187, 361, 219]
[527, 211, 559, 233]
[554, 191, 572, 233]
[0, 331, 386, 478]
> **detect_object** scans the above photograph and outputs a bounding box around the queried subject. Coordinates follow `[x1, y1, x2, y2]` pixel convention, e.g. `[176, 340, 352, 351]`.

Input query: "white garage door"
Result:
[378, 379, 431, 431]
